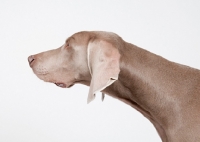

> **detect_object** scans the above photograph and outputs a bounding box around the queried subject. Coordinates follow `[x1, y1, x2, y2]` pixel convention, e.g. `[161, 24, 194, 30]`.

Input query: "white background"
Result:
[0, 0, 200, 142]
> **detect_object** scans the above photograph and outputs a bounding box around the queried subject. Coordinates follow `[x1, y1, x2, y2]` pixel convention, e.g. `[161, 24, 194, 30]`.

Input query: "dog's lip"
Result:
[54, 83, 74, 88]
[54, 83, 66, 88]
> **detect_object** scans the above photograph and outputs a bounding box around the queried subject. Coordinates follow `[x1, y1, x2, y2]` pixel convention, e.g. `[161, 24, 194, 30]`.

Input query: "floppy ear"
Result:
[87, 40, 120, 103]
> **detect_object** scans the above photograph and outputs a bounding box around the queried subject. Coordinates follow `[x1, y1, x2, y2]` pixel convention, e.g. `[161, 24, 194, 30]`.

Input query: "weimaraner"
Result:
[28, 31, 200, 142]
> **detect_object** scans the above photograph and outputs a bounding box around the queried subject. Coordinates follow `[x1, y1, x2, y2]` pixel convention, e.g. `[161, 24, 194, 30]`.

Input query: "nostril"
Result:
[28, 55, 35, 64]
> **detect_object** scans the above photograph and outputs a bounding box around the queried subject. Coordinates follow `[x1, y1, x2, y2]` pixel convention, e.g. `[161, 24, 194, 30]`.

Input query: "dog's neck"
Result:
[78, 40, 200, 141]
[106, 43, 181, 120]
[102, 42, 200, 141]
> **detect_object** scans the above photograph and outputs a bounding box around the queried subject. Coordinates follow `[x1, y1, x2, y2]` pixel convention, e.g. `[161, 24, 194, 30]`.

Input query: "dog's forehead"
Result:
[67, 32, 93, 44]
[65, 36, 75, 43]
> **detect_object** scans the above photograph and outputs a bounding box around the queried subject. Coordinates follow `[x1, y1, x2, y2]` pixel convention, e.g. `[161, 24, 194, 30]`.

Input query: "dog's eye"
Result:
[66, 42, 70, 47]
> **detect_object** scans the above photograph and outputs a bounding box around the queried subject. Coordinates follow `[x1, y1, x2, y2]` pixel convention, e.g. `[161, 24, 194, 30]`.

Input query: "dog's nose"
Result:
[28, 55, 35, 66]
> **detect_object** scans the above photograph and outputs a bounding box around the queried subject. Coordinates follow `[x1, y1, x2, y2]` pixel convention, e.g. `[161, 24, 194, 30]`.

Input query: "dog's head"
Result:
[28, 31, 120, 103]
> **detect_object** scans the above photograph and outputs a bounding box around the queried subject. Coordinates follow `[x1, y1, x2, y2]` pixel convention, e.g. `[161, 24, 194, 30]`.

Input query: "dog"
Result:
[28, 31, 200, 142]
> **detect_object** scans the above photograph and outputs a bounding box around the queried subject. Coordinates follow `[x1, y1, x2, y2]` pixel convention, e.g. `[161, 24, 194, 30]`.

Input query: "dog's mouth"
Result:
[54, 83, 74, 88]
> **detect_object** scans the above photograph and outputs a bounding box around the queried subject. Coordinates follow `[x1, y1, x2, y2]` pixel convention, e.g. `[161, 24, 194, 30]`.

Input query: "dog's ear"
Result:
[87, 40, 120, 103]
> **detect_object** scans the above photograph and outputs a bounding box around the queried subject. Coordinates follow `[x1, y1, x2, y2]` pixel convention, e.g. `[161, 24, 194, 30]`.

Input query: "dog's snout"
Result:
[28, 55, 35, 66]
